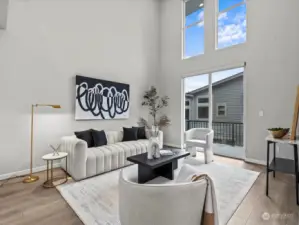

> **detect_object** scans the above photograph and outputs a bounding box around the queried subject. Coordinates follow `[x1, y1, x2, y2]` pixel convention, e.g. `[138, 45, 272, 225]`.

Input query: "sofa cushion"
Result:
[91, 129, 107, 147]
[74, 129, 94, 147]
[122, 127, 138, 141]
[133, 126, 147, 139]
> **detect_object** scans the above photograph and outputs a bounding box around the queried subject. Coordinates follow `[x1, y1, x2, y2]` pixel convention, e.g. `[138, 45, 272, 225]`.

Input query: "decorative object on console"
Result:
[160, 150, 174, 156]
[74, 129, 94, 147]
[75, 75, 130, 120]
[49, 144, 61, 156]
[267, 128, 289, 139]
[291, 85, 299, 140]
[122, 127, 138, 141]
[23, 104, 61, 184]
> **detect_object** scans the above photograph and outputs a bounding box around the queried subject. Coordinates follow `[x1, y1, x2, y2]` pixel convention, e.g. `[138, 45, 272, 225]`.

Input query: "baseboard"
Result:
[245, 158, 266, 166]
[164, 143, 182, 149]
[0, 163, 61, 181]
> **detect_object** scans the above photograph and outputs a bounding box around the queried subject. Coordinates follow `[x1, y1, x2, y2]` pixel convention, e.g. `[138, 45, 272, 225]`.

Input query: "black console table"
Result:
[266, 136, 299, 205]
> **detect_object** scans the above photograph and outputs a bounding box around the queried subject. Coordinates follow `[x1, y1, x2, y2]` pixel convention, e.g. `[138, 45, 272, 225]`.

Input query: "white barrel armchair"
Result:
[185, 128, 214, 163]
[119, 167, 207, 225]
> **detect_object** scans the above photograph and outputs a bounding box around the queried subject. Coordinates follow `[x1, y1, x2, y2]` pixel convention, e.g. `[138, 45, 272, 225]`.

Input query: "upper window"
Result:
[198, 97, 208, 103]
[217, 0, 246, 49]
[183, 0, 204, 59]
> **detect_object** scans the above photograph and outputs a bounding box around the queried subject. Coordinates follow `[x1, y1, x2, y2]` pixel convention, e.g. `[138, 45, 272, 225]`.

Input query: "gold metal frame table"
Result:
[42, 152, 68, 188]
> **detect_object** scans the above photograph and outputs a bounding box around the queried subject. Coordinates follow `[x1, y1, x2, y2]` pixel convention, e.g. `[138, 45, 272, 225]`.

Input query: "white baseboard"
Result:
[164, 143, 182, 149]
[245, 158, 266, 166]
[0, 163, 61, 181]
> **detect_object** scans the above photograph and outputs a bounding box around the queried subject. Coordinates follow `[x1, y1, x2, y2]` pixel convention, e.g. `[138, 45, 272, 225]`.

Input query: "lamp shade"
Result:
[36, 104, 61, 108]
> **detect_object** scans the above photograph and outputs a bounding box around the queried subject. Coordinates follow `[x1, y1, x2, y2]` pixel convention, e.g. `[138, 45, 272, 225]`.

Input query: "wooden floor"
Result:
[0, 155, 298, 225]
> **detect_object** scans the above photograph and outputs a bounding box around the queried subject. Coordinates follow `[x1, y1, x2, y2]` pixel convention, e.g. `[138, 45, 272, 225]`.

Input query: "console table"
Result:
[265, 136, 299, 205]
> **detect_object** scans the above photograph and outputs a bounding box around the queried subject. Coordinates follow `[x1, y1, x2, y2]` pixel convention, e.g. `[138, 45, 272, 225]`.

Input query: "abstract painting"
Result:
[75, 75, 130, 120]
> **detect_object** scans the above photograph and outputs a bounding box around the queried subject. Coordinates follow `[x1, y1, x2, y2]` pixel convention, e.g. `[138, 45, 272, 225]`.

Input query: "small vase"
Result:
[150, 136, 160, 159]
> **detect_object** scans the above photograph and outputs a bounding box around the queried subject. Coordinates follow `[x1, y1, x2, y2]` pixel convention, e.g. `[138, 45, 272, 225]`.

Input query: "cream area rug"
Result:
[57, 159, 259, 225]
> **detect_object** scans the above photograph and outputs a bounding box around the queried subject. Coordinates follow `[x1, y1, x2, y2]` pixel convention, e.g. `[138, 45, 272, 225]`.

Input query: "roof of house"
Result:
[186, 72, 243, 96]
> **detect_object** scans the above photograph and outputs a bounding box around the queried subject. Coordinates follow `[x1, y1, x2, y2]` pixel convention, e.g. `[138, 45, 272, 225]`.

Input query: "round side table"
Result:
[42, 152, 68, 188]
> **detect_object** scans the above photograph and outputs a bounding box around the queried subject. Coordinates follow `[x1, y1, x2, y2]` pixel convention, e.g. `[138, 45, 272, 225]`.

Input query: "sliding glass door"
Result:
[184, 67, 245, 159]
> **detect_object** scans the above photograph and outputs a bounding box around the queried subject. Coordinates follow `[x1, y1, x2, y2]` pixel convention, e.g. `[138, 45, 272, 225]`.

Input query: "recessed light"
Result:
[199, 3, 204, 7]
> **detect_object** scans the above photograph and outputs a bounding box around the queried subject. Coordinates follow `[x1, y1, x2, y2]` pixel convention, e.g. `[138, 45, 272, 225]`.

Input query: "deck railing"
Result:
[185, 120, 243, 146]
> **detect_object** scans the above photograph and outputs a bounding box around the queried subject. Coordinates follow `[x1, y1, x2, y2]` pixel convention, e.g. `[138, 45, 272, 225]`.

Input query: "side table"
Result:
[42, 152, 68, 188]
[265, 136, 299, 205]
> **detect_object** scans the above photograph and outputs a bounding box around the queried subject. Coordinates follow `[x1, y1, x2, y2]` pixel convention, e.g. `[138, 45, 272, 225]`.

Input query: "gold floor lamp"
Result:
[23, 104, 61, 183]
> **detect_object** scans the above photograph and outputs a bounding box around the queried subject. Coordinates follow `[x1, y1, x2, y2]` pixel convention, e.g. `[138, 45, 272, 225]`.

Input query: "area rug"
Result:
[57, 160, 259, 225]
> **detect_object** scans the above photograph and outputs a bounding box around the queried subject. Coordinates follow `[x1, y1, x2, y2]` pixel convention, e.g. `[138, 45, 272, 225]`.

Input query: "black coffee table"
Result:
[127, 151, 190, 184]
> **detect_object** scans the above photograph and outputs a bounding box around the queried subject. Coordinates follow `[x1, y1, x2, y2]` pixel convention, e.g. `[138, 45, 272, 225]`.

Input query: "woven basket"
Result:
[268, 129, 289, 139]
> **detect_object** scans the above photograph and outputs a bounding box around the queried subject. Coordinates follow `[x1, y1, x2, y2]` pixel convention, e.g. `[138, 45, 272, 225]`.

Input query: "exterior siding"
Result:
[186, 76, 243, 123]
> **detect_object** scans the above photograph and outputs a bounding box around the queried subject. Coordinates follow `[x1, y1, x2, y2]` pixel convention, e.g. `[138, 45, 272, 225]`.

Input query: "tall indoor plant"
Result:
[139, 86, 171, 135]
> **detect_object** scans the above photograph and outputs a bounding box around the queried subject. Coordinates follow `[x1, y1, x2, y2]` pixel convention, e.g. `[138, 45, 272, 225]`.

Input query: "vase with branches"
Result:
[138, 86, 171, 137]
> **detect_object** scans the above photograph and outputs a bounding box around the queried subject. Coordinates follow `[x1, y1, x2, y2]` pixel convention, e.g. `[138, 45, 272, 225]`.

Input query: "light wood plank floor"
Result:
[0, 155, 298, 225]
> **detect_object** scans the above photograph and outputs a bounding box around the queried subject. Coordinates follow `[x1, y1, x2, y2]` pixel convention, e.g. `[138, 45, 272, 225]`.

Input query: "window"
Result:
[197, 96, 209, 119]
[198, 97, 208, 103]
[217, 103, 227, 116]
[185, 100, 190, 119]
[217, 0, 246, 49]
[198, 107, 209, 118]
[185, 109, 190, 120]
[183, 0, 204, 59]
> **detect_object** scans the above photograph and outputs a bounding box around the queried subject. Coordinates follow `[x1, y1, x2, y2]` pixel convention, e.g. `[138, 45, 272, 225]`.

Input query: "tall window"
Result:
[217, 0, 246, 49]
[183, 0, 204, 59]
[197, 96, 209, 119]
[185, 100, 190, 120]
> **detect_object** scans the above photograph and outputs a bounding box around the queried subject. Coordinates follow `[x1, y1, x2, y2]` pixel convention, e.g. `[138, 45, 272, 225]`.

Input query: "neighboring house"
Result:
[185, 72, 243, 123]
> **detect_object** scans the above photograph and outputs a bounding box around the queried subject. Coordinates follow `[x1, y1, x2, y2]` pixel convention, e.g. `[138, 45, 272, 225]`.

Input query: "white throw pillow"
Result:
[176, 164, 204, 183]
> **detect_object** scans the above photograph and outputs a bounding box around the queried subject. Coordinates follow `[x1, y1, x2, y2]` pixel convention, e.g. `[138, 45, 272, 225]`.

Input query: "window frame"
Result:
[185, 99, 191, 120]
[182, 0, 205, 59]
[216, 103, 227, 117]
[216, 0, 246, 50]
[197, 95, 209, 120]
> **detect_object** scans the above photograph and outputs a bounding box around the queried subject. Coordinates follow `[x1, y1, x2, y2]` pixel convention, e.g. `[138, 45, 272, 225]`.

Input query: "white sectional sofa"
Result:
[60, 130, 163, 180]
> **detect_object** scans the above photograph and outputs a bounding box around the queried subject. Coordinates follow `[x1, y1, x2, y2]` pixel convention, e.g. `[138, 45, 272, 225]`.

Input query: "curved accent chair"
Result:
[119, 167, 207, 225]
[185, 128, 214, 163]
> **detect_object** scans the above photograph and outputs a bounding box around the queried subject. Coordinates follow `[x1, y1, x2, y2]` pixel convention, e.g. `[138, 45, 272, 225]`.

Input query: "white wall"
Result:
[0, 0, 8, 29]
[159, 0, 299, 162]
[0, 0, 160, 176]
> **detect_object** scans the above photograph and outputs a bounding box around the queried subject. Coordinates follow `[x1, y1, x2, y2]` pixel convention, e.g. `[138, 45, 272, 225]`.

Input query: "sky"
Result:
[185, 0, 246, 57]
[185, 67, 244, 93]
[184, 0, 246, 93]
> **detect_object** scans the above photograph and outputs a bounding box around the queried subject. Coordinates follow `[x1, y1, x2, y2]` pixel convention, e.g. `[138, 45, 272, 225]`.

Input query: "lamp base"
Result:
[23, 175, 39, 183]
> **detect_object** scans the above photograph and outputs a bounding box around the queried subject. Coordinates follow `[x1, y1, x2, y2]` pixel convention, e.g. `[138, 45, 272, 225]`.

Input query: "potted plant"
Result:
[139, 86, 171, 159]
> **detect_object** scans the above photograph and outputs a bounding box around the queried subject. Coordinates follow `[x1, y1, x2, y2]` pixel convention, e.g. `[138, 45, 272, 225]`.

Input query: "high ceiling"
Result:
[185, 0, 204, 17]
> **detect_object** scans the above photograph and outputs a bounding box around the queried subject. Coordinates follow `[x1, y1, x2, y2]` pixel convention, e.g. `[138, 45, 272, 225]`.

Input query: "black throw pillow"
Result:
[74, 129, 94, 148]
[132, 126, 147, 139]
[91, 129, 107, 147]
[122, 127, 138, 142]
